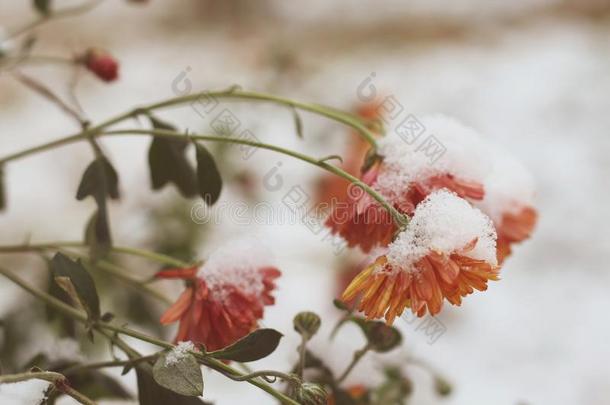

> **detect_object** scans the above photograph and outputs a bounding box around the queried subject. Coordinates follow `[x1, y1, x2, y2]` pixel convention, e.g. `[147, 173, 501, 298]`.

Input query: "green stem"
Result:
[0, 371, 97, 405]
[0, 266, 299, 405]
[146, 89, 378, 147]
[0, 243, 174, 304]
[337, 344, 371, 384]
[219, 369, 299, 383]
[0, 242, 189, 267]
[101, 128, 405, 228]
[296, 335, 307, 379]
[60, 249, 173, 305]
[0, 89, 376, 165]
[61, 355, 157, 376]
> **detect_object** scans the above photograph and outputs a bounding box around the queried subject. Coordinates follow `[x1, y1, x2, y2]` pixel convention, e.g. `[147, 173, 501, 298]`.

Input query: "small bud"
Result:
[434, 376, 452, 397]
[293, 311, 321, 341]
[81, 48, 119, 82]
[295, 382, 327, 405]
[364, 321, 401, 352]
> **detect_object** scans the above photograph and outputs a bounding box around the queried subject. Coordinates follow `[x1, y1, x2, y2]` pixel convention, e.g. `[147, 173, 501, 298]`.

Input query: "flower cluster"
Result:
[332, 114, 537, 322]
[158, 239, 280, 351]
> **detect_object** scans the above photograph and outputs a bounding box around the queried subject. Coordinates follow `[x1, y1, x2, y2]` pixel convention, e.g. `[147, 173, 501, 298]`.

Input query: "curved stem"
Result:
[0, 123, 404, 226]
[0, 243, 174, 304]
[101, 128, 407, 228]
[146, 89, 378, 147]
[337, 344, 370, 384]
[0, 89, 376, 165]
[218, 369, 298, 383]
[60, 249, 173, 305]
[0, 242, 189, 267]
[0, 266, 299, 405]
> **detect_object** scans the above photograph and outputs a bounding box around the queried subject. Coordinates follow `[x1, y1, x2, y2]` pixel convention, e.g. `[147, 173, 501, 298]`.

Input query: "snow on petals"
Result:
[157, 238, 280, 351]
[474, 146, 538, 263]
[342, 190, 500, 324]
[326, 115, 492, 253]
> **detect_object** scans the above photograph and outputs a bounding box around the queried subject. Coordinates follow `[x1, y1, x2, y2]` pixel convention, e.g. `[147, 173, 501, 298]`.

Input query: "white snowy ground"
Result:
[0, 1, 609, 404]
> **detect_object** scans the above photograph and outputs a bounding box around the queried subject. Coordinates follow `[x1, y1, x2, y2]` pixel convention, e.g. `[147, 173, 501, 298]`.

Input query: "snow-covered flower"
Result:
[341, 190, 499, 324]
[326, 115, 491, 253]
[475, 147, 537, 263]
[157, 239, 280, 351]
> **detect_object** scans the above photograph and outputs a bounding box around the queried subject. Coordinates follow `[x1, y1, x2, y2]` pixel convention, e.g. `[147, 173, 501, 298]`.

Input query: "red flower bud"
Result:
[83, 48, 119, 82]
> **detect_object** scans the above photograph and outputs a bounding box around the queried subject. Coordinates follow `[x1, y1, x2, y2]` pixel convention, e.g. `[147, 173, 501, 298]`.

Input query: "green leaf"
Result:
[209, 328, 283, 362]
[76, 157, 120, 202]
[0, 165, 5, 211]
[84, 209, 112, 260]
[194, 142, 222, 206]
[45, 259, 76, 337]
[147, 117, 198, 198]
[33, 0, 52, 15]
[136, 366, 211, 405]
[292, 107, 304, 139]
[76, 157, 118, 260]
[50, 253, 101, 321]
[152, 351, 203, 397]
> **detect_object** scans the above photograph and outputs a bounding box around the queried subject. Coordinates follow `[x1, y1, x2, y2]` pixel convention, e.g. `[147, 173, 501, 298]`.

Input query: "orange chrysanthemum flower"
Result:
[475, 148, 537, 263]
[342, 190, 499, 324]
[157, 241, 280, 351]
[316, 101, 383, 207]
[496, 206, 537, 263]
[327, 115, 490, 253]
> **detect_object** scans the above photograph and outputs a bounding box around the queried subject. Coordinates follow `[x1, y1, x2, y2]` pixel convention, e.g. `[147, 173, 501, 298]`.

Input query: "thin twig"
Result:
[12, 71, 88, 127]
[7, 0, 105, 39]
[0, 371, 97, 405]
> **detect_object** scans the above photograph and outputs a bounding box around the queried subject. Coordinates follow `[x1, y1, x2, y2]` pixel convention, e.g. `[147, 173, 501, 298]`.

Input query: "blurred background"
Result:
[1, 0, 609, 404]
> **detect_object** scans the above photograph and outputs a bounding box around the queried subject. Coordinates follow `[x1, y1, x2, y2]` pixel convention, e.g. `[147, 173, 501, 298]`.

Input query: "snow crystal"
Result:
[375, 115, 492, 203]
[198, 237, 274, 301]
[165, 341, 196, 366]
[0, 379, 51, 404]
[475, 145, 536, 223]
[386, 189, 497, 272]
